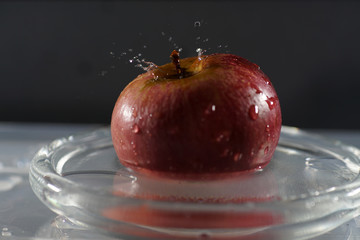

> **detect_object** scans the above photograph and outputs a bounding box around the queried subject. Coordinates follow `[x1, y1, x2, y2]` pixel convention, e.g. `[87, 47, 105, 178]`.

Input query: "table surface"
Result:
[1, 122, 360, 240]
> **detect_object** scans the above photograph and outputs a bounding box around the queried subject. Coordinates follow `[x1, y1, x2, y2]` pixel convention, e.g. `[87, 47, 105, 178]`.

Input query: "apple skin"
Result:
[111, 53, 281, 178]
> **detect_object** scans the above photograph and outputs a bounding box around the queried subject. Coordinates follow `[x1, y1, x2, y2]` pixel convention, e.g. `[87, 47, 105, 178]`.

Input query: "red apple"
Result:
[111, 51, 281, 178]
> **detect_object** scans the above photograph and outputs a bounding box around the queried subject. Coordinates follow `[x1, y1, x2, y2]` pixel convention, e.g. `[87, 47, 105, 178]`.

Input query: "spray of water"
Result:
[100, 21, 231, 77]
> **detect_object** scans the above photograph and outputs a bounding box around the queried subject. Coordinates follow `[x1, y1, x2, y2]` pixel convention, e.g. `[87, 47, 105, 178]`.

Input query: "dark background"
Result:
[1, 1, 359, 129]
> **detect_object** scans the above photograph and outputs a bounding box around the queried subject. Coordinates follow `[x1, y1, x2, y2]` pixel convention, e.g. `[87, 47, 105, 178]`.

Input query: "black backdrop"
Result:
[1, 1, 359, 129]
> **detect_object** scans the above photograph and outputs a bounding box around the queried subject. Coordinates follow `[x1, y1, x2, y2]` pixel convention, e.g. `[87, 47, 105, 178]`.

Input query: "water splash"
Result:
[127, 53, 159, 72]
[196, 48, 206, 60]
[106, 22, 231, 77]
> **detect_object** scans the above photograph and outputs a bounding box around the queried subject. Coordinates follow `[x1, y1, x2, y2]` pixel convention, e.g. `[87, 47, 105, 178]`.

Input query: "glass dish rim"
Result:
[29, 125, 360, 210]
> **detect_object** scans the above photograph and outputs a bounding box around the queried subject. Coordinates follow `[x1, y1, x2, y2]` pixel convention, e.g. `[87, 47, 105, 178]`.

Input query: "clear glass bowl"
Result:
[29, 126, 360, 240]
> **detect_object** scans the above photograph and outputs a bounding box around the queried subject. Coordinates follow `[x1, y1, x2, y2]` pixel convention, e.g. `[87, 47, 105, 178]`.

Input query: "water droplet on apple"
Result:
[132, 124, 140, 134]
[249, 105, 259, 120]
[204, 104, 216, 115]
[265, 97, 277, 110]
[265, 124, 270, 132]
[264, 146, 269, 154]
[233, 153, 243, 162]
[250, 83, 262, 94]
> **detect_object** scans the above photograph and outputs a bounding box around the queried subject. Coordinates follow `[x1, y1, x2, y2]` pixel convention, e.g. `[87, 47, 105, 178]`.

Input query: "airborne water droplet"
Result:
[194, 21, 201, 27]
[249, 105, 259, 120]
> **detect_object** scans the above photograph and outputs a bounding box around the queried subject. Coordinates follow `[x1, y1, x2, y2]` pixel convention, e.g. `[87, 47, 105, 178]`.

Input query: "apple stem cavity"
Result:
[170, 50, 183, 78]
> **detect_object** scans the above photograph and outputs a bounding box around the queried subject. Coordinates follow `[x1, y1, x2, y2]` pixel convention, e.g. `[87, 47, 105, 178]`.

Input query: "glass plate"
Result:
[29, 126, 360, 240]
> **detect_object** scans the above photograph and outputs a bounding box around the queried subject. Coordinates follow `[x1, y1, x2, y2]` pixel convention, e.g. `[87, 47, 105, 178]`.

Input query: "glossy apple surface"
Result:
[111, 53, 281, 178]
